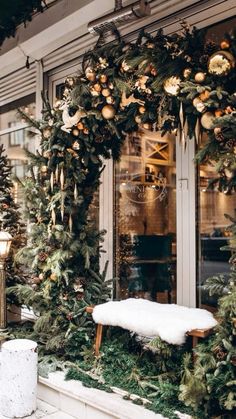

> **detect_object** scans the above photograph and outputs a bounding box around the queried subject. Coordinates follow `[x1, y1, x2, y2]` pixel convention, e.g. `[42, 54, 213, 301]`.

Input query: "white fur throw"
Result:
[92, 298, 217, 345]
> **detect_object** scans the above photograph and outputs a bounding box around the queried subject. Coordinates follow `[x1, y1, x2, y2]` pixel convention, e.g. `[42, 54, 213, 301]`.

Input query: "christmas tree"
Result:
[0, 144, 26, 305]
[11, 95, 114, 356]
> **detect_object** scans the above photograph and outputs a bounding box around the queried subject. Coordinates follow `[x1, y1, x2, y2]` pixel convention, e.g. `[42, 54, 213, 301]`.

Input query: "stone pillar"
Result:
[0, 339, 38, 418]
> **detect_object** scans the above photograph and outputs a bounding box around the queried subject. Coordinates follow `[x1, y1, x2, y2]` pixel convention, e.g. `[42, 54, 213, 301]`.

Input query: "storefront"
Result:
[0, 0, 236, 310]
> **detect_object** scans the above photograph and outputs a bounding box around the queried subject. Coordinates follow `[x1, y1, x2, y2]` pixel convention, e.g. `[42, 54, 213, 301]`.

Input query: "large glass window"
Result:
[115, 129, 176, 303]
[0, 99, 36, 202]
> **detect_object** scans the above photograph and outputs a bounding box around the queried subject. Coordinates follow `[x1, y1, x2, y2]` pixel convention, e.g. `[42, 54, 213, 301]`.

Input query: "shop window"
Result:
[8, 122, 25, 147]
[114, 129, 176, 303]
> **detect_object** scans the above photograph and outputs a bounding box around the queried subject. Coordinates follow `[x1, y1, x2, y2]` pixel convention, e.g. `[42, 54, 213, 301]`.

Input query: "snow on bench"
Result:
[86, 298, 217, 356]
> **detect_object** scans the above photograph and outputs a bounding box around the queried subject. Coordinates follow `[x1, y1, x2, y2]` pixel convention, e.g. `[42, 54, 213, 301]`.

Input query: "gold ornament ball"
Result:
[94, 83, 102, 92]
[199, 90, 210, 101]
[194, 72, 206, 83]
[142, 122, 152, 130]
[139, 106, 146, 114]
[208, 51, 235, 76]
[100, 74, 108, 83]
[102, 88, 111, 97]
[85, 69, 96, 82]
[72, 128, 79, 136]
[163, 76, 181, 96]
[135, 115, 142, 124]
[101, 105, 116, 119]
[215, 109, 224, 117]
[183, 68, 192, 78]
[200, 112, 215, 130]
[192, 97, 202, 107]
[220, 40, 230, 49]
[106, 96, 115, 104]
[77, 122, 84, 130]
[214, 127, 222, 135]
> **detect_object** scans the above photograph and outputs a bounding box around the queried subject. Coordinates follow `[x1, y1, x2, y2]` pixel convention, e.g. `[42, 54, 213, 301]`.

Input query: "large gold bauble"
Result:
[200, 112, 215, 130]
[135, 115, 142, 124]
[101, 105, 116, 119]
[194, 72, 206, 83]
[77, 122, 84, 130]
[163, 76, 181, 96]
[208, 51, 235, 76]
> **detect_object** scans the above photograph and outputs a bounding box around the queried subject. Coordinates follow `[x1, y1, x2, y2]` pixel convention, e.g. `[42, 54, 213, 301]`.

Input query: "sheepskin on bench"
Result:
[86, 298, 217, 355]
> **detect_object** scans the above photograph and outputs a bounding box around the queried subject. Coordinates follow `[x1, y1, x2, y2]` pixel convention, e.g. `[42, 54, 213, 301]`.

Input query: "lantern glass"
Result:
[0, 231, 12, 259]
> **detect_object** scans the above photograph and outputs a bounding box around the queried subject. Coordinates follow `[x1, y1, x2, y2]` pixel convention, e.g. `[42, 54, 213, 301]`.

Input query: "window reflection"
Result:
[115, 129, 176, 303]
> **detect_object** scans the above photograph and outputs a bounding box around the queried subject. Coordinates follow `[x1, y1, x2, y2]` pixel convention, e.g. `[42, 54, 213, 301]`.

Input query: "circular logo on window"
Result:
[120, 172, 167, 204]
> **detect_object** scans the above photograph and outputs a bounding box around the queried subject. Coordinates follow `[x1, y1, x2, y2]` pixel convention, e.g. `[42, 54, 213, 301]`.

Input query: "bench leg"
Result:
[95, 323, 103, 356]
[192, 335, 198, 363]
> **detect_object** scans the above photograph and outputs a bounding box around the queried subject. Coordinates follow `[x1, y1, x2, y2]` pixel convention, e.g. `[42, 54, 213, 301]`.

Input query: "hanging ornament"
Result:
[220, 40, 230, 49]
[102, 88, 111, 97]
[135, 115, 142, 124]
[135, 75, 149, 91]
[69, 214, 73, 232]
[77, 122, 84, 130]
[214, 127, 224, 141]
[208, 51, 235, 76]
[139, 106, 146, 114]
[194, 72, 206, 83]
[163, 76, 181, 95]
[199, 90, 210, 102]
[215, 109, 224, 117]
[83, 128, 89, 135]
[120, 91, 145, 109]
[72, 128, 79, 136]
[85, 67, 96, 82]
[101, 105, 116, 119]
[51, 208, 56, 225]
[100, 74, 108, 83]
[93, 83, 102, 92]
[60, 105, 86, 132]
[200, 112, 215, 129]
[60, 168, 65, 190]
[39, 273, 44, 281]
[193, 97, 206, 113]
[142, 122, 152, 130]
[194, 118, 201, 143]
[72, 141, 80, 150]
[98, 57, 108, 69]
[106, 96, 115, 104]
[50, 172, 54, 191]
[74, 184, 78, 200]
[55, 165, 59, 182]
[183, 68, 192, 78]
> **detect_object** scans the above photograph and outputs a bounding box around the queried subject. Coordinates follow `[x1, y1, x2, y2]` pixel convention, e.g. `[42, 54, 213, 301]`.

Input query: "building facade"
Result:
[1, 0, 236, 310]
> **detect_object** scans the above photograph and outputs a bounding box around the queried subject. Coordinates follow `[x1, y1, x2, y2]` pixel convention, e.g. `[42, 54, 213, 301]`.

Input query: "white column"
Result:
[0, 339, 38, 418]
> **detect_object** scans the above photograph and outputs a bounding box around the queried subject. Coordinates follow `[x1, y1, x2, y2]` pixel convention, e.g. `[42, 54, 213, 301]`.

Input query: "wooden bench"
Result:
[86, 306, 213, 357]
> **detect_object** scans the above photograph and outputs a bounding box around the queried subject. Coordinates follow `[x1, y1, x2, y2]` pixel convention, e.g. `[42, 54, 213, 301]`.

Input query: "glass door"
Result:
[114, 129, 177, 303]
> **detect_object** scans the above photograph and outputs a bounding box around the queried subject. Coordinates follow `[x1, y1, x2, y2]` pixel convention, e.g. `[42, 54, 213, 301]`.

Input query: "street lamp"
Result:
[0, 231, 12, 331]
